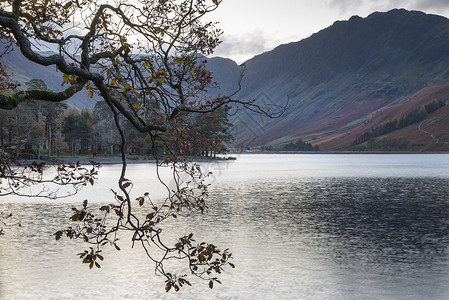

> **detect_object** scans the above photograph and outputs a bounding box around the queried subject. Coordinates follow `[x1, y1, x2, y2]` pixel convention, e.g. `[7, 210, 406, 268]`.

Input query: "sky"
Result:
[206, 0, 449, 63]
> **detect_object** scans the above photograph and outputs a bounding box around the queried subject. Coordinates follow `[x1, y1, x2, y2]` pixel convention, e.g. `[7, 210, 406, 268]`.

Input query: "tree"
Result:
[0, 100, 44, 157]
[40, 100, 68, 156]
[0, 0, 283, 291]
[189, 106, 233, 157]
[92, 101, 121, 155]
[283, 139, 318, 151]
[24, 79, 68, 157]
[63, 107, 93, 155]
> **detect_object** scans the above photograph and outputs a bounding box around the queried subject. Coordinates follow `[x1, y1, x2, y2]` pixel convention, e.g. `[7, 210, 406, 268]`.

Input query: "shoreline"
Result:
[18, 156, 237, 165]
[230, 150, 449, 155]
[17, 151, 449, 166]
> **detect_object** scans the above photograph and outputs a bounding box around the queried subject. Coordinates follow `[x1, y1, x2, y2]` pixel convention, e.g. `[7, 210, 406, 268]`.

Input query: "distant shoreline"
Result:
[19, 156, 237, 165]
[18, 151, 449, 166]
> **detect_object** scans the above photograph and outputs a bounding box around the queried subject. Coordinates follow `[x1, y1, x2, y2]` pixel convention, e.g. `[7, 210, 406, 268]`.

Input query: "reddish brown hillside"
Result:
[388, 105, 449, 151]
[315, 81, 449, 150]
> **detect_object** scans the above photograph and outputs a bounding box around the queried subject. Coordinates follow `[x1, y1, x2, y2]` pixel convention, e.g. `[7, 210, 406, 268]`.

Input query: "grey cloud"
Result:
[212, 31, 277, 63]
[328, 0, 369, 14]
[329, 0, 449, 14]
[387, 0, 449, 10]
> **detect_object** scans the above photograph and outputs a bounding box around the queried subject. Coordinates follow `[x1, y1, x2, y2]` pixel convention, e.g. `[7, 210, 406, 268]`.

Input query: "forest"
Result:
[0, 80, 233, 160]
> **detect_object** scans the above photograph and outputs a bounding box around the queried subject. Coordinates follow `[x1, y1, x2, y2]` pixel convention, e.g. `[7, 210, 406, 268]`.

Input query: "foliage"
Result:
[0, 102, 43, 155]
[0, 150, 100, 198]
[63, 107, 93, 154]
[189, 106, 234, 156]
[24, 79, 68, 156]
[351, 136, 410, 151]
[0, 0, 286, 292]
[0, 61, 18, 91]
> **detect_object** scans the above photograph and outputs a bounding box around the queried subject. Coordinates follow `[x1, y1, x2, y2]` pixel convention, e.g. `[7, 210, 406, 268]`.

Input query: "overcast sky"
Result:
[206, 0, 449, 63]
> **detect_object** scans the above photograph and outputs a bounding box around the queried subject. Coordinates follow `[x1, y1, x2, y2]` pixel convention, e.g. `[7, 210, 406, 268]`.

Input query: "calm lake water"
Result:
[2, 154, 449, 299]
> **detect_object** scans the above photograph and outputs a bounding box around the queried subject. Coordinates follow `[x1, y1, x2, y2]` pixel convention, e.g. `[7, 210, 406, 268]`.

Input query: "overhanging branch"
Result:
[0, 15, 103, 82]
[0, 83, 84, 109]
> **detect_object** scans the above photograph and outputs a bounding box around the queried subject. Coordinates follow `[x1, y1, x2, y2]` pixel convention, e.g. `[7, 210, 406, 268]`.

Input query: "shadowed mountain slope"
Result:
[227, 9, 449, 151]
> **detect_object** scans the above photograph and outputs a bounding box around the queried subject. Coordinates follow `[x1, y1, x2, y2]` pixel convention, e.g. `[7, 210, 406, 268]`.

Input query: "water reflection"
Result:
[205, 177, 449, 299]
[2, 156, 449, 299]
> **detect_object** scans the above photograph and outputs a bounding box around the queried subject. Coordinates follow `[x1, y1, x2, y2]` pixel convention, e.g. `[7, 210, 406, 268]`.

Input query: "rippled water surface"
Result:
[2, 154, 449, 299]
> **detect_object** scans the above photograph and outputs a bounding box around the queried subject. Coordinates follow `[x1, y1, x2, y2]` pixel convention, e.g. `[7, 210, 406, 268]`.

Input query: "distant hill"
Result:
[225, 9, 449, 151]
[0, 43, 239, 111]
[0, 42, 98, 110]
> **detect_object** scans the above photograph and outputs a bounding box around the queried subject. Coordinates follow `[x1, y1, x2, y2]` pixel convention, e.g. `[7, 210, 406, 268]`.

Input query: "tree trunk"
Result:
[48, 121, 52, 156]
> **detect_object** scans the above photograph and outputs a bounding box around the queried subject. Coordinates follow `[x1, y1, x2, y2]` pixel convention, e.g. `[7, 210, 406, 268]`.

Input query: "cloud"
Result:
[212, 31, 294, 63]
[390, 0, 449, 10]
[328, 0, 371, 14]
[212, 31, 272, 63]
[212, 0, 449, 63]
[329, 0, 449, 15]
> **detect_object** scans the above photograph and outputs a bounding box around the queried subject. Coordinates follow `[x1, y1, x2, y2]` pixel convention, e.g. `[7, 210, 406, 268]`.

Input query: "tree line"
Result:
[283, 138, 319, 151]
[0, 80, 233, 159]
[353, 99, 446, 146]
[261, 138, 319, 151]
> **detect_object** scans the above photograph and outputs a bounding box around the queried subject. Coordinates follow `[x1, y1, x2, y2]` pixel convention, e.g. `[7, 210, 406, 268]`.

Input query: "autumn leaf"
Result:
[122, 181, 131, 188]
[54, 231, 63, 240]
[69, 75, 75, 85]
[71, 212, 80, 221]
[165, 281, 172, 292]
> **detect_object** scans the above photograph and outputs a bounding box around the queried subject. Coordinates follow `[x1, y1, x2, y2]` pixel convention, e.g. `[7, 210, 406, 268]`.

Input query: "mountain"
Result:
[3, 9, 449, 151]
[0, 42, 97, 110]
[223, 9, 449, 151]
[0, 43, 238, 111]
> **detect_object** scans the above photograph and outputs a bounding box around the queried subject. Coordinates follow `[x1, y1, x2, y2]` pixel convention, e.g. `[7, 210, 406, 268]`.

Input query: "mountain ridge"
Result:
[222, 8, 449, 151]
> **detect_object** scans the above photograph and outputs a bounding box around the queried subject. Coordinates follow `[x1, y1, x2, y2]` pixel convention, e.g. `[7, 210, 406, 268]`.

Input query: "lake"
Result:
[2, 154, 449, 299]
